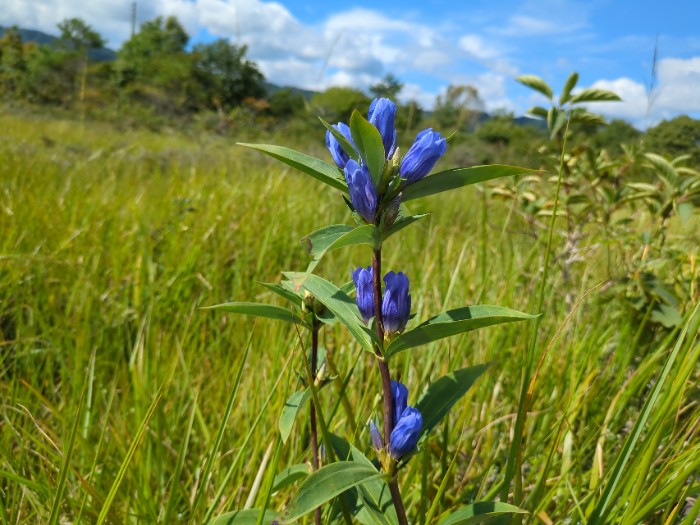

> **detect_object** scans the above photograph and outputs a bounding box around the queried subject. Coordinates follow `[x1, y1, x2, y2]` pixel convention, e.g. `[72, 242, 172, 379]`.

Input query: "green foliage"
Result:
[645, 115, 700, 164]
[192, 40, 265, 111]
[370, 73, 403, 101]
[311, 86, 371, 122]
[57, 18, 105, 51]
[1, 82, 699, 525]
[432, 84, 484, 131]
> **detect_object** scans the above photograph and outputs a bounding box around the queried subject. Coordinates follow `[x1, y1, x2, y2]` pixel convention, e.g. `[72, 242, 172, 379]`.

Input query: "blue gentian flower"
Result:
[389, 406, 423, 459]
[382, 272, 411, 333]
[391, 380, 408, 426]
[325, 122, 355, 169]
[369, 419, 383, 451]
[368, 98, 397, 159]
[352, 266, 375, 323]
[344, 159, 378, 223]
[400, 128, 447, 184]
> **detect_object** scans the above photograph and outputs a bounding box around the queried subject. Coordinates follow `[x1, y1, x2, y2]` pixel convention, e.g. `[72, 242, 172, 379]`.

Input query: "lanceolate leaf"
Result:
[330, 434, 399, 525]
[438, 502, 527, 525]
[385, 305, 537, 357]
[272, 464, 311, 493]
[383, 214, 429, 240]
[279, 389, 311, 444]
[238, 143, 348, 193]
[350, 110, 386, 187]
[280, 462, 384, 523]
[204, 302, 307, 327]
[402, 166, 539, 202]
[261, 281, 303, 308]
[320, 116, 359, 162]
[210, 509, 279, 525]
[416, 364, 490, 439]
[284, 272, 377, 353]
[559, 72, 579, 105]
[570, 88, 622, 103]
[526, 106, 549, 119]
[516, 74, 553, 100]
[300, 224, 381, 281]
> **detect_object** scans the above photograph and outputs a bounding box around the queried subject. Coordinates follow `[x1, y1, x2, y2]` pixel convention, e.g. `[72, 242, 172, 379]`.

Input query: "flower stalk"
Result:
[372, 248, 409, 525]
[309, 318, 321, 525]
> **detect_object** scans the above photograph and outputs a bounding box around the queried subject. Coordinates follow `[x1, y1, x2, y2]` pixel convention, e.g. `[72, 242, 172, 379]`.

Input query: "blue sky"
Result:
[3, 0, 699, 127]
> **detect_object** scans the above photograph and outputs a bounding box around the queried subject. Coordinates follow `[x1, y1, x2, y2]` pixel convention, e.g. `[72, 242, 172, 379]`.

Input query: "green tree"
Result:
[116, 16, 196, 112]
[645, 116, 700, 165]
[268, 87, 306, 118]
[57, 18, 105, 52]
[370, 73, 403, 101]
[192, 39, 265, 112]
[0, 26, 27, 96]
[56, 18, 106, 110]
[311, 86, 370, 122]
[593, 119, 641, 152]
[433, 84, 484, 131]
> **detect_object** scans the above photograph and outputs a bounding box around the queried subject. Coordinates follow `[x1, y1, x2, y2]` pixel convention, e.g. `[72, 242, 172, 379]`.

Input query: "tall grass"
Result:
[0, 113, 698, 523]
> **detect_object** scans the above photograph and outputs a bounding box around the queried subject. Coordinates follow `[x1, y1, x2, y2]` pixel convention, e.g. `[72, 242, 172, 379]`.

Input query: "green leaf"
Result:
[280, 462, 384, 523]
[319, 117, 359, 162]
[272, 464, 311, 493]
[293, 223, 380, 290]
[416, 364, 490, 439]
[279, 389, 311, 444]
[261, 281, 303, 308]
[438, 502, 527, 525]
[238, 143, 348, 193]
[210, 509, 279, 525]
[550, 109, 568, 139]
[385, 305, 537, 357]
[383, 214, 429, 240]
[350, 110, 386, 187]
[402, 166, 539, 202]
[329, 434, 398, 525]
[285, 273, 377, 353]
[526, 106, 548, 119]
[559, 72, 579, 105]
[569, 88, 622, 103]
[204, 302, 307, 327]
[516, 75, 553, 99]
[570, 109, 607, 126]
[299, 224, 382, 285]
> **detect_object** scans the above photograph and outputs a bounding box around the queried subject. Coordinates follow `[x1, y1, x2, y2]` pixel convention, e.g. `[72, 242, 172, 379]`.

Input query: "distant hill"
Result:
[0, 26, 117, 62]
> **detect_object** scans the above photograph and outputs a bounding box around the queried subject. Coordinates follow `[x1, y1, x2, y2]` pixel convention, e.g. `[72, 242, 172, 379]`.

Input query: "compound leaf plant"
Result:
[209, 98, 538, 524]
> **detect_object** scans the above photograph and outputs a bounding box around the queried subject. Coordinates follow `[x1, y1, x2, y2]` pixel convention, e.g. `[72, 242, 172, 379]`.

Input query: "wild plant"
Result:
[209, 98, 538, 524]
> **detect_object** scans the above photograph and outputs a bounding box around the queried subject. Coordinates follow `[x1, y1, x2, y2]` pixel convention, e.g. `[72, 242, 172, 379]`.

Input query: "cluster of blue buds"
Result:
[352, 267, 411, 334]
[325, 98, 447, 225]
[370, 380, 423, 460]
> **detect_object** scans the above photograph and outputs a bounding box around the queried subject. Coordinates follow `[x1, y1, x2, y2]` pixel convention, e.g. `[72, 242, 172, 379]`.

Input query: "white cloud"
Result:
[459, 34, 499, 60]
[587, 56, 700, 126]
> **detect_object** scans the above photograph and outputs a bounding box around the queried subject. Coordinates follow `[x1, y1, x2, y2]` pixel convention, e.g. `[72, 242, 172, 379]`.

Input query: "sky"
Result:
[3, 0, 700, 128]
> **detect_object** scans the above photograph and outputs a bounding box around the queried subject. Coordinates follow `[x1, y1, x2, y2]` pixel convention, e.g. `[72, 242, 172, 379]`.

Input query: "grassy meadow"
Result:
[1, 111, 699, 524]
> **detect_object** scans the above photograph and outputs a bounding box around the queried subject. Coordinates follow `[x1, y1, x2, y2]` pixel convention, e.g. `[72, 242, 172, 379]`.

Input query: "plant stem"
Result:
[309, 319, 322, 525]
[372, 249, 409, 525]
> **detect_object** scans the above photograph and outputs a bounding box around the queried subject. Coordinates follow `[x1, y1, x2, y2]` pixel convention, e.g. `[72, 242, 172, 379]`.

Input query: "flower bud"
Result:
[344, 159, 378, 223]
[391, 380, 408, 427]
[389, 406, 423, 459]
[352, 266, 375, 323]
[400, 128, 447, 184]
[368, 98, 397, 159]
[325, 122, 355, 169]
[382, 271, 411, 333]
[369, 419, 383, 451]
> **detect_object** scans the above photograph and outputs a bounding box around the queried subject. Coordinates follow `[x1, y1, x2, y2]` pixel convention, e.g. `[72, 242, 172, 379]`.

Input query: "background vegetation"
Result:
[0, 14, 699, 525]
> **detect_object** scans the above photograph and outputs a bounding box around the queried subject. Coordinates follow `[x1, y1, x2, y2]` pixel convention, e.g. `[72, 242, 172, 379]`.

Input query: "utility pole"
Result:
[130, 1, 137, 37]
